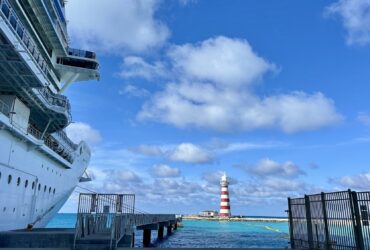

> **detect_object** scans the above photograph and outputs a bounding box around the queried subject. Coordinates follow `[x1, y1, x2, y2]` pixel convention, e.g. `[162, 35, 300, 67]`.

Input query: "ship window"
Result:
[25, 180, 28, 188]
[10, 15, 17, 29]
[80, 147, 83, 155]
[1, 4, 10, 18]
[7, 175, 11, 184]
[32, 181, 35, 189]
[17, 177, 20, 186]
[38, 183, 41, 191]
[53, 188, 56, 194]
[16, 27, 23, 38]
[13, 208, 15, 213]
[49, 187, 51, 193]
[44, 185, 46, 192]
[0, 171, 1, 180]
[3, 207, 6, 212]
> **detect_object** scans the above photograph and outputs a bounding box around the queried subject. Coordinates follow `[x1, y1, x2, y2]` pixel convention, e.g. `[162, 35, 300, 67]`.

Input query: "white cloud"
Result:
[129, 144, 163, 156]
[167, 36, 275, 88]
[119, 84, 150, 98]
[120, 56, 168, 80]
[65, 122, 102, 145]
[130, 142, 213, 164]
[66, 0, 169, 53]
[168, 143, 213, 164]
[202, 171, 238, 186]
[151, 164, 181, 178]
[138, 36, 343, 133]
[326, 0, 370, 45]
[238, 158, 305, 178]
[335, 172, 370, 190]
[358, 112, 370, 126]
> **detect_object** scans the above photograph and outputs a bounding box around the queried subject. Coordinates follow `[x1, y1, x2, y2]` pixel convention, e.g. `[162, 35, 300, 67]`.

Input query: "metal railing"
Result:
[0, 0, 49, 77]
[74, 193, 177, 250]
[37, 87, 72, 121]
[27, 124, 75, 163]
[0, 99, 10, 117]
[67, 48, 96, 60]
[288, 190, 370, 250]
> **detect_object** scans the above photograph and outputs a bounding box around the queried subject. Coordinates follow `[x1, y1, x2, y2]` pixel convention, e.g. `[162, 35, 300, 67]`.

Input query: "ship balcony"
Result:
[35, 86, 72, 128]
[27, 124, 76, 164]
[56, 48, 100, 82]
[0, 0, 49, 81]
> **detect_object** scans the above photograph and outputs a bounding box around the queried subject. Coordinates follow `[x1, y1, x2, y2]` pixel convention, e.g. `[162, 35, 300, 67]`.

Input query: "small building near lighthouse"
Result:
[219, 173, 231, 217]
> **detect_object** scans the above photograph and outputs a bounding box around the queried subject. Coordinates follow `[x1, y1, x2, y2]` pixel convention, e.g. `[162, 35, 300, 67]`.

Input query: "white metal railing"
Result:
[27, 123, 75, 163]
[0, 0, 49, 78]
[0, 99, 10, 117]
[36, 87, 72, 122]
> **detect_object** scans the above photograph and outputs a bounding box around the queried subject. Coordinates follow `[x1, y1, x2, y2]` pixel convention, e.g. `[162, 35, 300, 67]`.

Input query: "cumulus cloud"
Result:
[137, 36, 343, 133]
[66, 0, 169, 53]
[168, 143, 213, 164]
[237, 158, 305, 178]
[130, 143, 213, 164]
[358, 112, 370, 126]
[326, 0, 370, 45]
[119, 84, 150, 98]
[167, 36, 275, 87]
[151, 164, 181, 178]
[66, 122, 102, 145]
[120, 56, 168, 80]
[202, 171, 238, 186]
[333, 172, 370, 190]
[129, 144, 163, 156]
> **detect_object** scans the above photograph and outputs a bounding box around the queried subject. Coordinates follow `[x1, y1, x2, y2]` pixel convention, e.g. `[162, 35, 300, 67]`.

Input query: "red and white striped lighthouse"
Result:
[219, 173, 231, 217]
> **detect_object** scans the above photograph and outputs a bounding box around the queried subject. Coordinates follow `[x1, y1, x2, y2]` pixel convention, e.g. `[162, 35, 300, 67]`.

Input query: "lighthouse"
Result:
[219, 173, 231, 217]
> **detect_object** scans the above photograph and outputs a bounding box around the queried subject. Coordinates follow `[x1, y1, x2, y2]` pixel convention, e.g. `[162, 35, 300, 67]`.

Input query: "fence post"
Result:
[304, 195, 314, 249]
[287, 198, 295, 249]
[351, 191, 364, 250]
[321, 192, 331, 250]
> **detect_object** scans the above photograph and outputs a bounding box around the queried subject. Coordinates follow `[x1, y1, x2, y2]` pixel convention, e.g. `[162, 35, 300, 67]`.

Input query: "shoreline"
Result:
[182, 215, 288, 222]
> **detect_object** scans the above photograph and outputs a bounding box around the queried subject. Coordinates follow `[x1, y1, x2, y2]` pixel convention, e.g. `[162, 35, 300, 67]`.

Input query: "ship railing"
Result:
[67, 48, 96, 60]
[27, 123, 75, 163]
[0, 0, 49, 78]
[37, 87, 72, 121]
[0, 99, 10, 117]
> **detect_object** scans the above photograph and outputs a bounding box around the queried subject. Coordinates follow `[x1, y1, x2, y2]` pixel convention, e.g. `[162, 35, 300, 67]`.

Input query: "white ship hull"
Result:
[0, 123, 90, 231]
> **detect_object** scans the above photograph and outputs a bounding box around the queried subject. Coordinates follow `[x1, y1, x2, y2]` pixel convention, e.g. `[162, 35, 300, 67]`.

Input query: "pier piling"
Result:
[143, 229, 151, 247]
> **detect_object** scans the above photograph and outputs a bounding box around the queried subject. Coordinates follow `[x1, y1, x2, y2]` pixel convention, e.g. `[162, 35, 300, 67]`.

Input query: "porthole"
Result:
[17, 177, 20, 186]
[48, 187, 51, 193]
[8, 175, 12, 184]
[32, 182, 35, 190]
[25, 180, 28, 188]
[38, 183, 41, 191]
[44, 185, 46, 192]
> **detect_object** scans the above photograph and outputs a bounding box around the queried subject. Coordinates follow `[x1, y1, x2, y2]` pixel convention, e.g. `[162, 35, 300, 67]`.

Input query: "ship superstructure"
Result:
[0, 0, 99, 231]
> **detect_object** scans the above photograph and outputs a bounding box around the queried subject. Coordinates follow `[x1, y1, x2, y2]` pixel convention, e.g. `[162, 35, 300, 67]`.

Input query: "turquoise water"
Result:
[47, 214, 290, 248]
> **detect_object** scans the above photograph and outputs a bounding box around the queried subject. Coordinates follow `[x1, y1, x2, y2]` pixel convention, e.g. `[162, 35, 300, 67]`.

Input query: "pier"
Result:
[0, 193, 180, 249]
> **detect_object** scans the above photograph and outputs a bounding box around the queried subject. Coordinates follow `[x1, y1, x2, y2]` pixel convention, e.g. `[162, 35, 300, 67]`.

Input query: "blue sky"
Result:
[61, 0, 370, 216]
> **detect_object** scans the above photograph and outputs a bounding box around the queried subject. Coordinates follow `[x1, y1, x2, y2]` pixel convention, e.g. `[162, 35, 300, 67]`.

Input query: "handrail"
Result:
[27, 123, 75, 163]
[0, 99, 10, 117]
[0, 0, 49, 78]
[36, 87, 72, 121]
[67, 48, 96, 60]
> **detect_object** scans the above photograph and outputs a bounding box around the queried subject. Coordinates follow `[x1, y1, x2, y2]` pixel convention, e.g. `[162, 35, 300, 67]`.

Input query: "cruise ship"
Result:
[0, 0, 99, 231]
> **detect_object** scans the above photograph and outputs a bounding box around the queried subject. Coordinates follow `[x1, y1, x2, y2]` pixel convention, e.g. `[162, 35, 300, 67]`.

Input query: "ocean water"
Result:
[47, 214, 290, 248]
